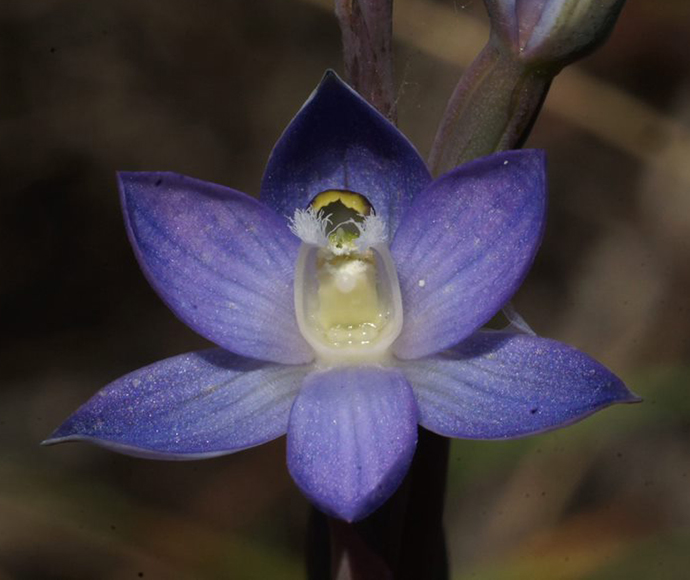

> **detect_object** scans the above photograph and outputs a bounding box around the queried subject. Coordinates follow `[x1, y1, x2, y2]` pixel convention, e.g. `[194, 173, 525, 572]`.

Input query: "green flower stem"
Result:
[428, 42, 552, 175]
[307, 428, 449, 580]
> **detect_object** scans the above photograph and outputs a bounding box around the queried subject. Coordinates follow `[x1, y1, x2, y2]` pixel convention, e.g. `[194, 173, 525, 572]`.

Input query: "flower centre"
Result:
[290, 190, 403, 366]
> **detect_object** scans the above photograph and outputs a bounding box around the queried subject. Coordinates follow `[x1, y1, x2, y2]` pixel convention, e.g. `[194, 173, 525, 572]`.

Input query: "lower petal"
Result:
[401, 332, 639, 440]
[44, 349, 311, 459]
[287, 366, 418, 522]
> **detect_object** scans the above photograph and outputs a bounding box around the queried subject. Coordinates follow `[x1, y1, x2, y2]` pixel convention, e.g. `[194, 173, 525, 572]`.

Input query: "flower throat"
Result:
[290, 190, 403, 366]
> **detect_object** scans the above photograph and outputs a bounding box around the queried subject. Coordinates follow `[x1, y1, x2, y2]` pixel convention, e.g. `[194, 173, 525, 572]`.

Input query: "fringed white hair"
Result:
[289, 206, 387, 253]
[354, 214, 387, 251]
[288, 207, 331, 246]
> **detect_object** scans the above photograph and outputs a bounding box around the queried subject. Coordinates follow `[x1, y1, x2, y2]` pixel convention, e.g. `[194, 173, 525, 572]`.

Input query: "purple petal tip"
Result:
[287, 367, 418, 521]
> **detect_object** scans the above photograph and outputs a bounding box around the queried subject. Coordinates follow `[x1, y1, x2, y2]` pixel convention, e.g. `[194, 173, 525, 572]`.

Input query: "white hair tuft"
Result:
[288, 207, 331, 246]
[355, 214, 387, 251]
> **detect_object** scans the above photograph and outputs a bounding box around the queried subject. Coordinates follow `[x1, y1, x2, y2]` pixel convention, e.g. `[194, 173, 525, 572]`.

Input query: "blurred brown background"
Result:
[1, 0, 689, 578]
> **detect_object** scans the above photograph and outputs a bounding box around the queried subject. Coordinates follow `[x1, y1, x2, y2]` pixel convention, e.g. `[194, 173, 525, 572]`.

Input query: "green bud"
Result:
[485, 0, 626, 68]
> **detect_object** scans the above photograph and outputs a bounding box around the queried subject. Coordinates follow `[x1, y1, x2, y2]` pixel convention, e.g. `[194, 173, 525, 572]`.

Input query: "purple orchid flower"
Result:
[44, 72, 637, 522]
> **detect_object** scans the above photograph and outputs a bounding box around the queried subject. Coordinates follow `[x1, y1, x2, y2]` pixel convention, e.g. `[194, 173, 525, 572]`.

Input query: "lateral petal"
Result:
[401, 332, 639, 440]
[44, 349, 311, 458]
[393, 150, 547, 359]
[120, 171, 313, 364]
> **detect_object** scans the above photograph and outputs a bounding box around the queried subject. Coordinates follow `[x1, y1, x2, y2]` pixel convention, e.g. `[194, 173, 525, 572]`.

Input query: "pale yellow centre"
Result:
[316, 251, 383, 347]
[293, 190, 402, 366]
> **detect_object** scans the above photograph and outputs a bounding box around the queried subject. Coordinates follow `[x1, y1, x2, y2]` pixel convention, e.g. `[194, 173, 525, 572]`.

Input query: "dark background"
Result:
[1, 0, 689, 578]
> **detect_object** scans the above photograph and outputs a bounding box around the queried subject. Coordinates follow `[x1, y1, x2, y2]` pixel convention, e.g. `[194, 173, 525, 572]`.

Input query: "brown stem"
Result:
[335, 0, 397, 123]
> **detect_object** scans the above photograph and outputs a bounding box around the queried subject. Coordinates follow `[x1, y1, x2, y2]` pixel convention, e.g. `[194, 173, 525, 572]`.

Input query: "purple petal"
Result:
[119, 171, 313, 364]
[401, 332, 639, 440]
[287, 366, 418, 521]
[260, 71, 431, 236]
[43, 349, 311, 459]
[392, 150, 547, 359]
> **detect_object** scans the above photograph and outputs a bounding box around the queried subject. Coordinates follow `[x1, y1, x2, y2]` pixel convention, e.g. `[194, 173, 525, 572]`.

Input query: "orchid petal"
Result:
[392, 150, 547, 359]
[260, 71, 431, 236]
[44, 349, 311, 459]
[287, 366, 418, 521]
[119, 171, 313, 364]
[401, 332, 639, 440]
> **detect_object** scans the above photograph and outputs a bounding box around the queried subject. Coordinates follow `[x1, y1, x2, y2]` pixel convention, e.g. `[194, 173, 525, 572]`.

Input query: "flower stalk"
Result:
[428, 42, 552, 175]
[335, 0, 397, 122]
[430, 0, 627, 173]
